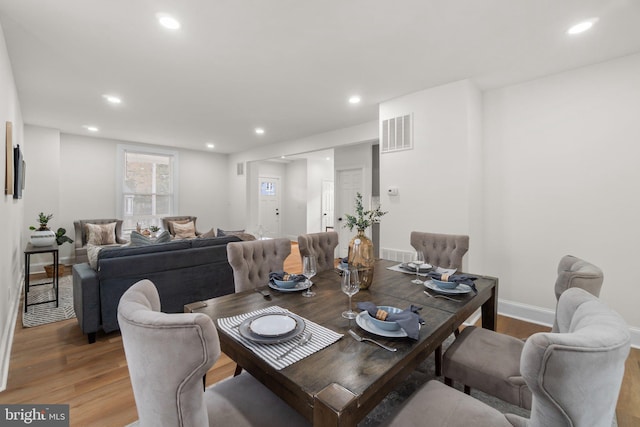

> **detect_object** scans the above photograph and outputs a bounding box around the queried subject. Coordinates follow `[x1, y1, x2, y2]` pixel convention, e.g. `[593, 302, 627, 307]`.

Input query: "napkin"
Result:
[356, 302, 424, 340]
[427, 272, 478, 294]
[269, 271, 306, 283]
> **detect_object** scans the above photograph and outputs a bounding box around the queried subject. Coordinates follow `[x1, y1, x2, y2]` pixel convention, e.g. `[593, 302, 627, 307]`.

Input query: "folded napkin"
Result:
[269, 271, 306, 283]
[356, 302, 424, 340]
[399, 262, 432, 273]
[427, 272, 478, 294]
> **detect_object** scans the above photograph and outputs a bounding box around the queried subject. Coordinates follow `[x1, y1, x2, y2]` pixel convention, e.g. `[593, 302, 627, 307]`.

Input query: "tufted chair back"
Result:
[118, 279, 220, 426]
[227, 238, 291, 292]
[524, 287, 630, 427]
[297, 232, 339, 272]
[410, 231, 469, 270]
[551, 255, 603, 332]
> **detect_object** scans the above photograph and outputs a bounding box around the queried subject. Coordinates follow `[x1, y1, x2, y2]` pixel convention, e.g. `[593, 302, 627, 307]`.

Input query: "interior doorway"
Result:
[321, 180, 334, 232]
[336, 168, 364, 257]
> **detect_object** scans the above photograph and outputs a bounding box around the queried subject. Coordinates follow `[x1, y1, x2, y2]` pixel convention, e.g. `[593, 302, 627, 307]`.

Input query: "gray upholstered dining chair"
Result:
[410, 231, 469, 270]
[384, 287, 630, 427]
[410, 231, 470, 375]
[442, 255, 604, 410]
[227, 238, 291, 293]
[118, 279, 309, 427]
[297, 231, 339, 272]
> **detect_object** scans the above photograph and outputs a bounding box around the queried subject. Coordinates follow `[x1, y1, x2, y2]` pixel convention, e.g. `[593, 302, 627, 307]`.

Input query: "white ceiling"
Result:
[1, 0, 639, 154]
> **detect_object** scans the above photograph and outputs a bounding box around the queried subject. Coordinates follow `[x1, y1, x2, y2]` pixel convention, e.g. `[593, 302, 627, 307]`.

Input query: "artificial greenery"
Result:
[29, 212, 54, 231]
[55, 228, 73, 246]
[343, 192, 387, 232]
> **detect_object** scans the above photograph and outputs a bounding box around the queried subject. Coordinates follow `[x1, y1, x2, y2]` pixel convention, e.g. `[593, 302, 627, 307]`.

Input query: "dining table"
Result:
[185, 259, 498, 427]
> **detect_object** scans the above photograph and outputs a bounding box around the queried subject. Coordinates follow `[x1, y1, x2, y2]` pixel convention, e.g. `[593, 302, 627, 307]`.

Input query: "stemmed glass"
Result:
[302, 255, 317, 297]
[411, 251, 425, 285]
[341, 268, 360, 319]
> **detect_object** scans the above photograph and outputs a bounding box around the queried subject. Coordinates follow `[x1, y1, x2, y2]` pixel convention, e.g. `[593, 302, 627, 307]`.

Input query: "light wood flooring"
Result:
[2, 244, 638, 426]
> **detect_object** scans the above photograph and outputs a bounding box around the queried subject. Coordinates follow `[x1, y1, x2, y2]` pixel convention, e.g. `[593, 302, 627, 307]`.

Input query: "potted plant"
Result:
[149, 225, 160, 238]
[343, 193, 387, 289]
[29, 212, 56, 247]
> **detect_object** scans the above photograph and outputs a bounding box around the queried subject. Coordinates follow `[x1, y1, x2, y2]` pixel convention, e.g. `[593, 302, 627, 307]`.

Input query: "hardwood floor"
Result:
[2, 244, 638, 426]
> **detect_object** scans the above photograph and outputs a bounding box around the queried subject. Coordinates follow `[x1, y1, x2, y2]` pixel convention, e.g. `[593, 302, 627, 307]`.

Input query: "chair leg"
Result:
[454, 328, 460, 337]
[203, 375, 206, 390]
[435, 345, 442, 376]
[234, 364, 243, 377]
[444, 377, 453, 387]
[464, 385, 471, 395]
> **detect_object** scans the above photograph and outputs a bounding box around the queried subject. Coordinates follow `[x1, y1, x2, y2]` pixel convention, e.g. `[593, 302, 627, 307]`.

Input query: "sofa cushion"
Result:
[173, 221, 197, 239]
[99, 240, 191, 260]
[86, 222, 117, 245]
[199, 228, 216, 238]
[130, 230, 171, 246]
[191, 235, 241, 248]
[217, 228, 256, 241]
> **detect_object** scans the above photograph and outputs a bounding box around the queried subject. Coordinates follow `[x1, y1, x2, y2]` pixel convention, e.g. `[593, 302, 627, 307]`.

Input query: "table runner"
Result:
[218, 306, 343, 370]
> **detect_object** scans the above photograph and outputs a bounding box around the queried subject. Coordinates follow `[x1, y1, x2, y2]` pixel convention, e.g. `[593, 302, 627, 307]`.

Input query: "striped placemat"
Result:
[218, 306, 343, 370]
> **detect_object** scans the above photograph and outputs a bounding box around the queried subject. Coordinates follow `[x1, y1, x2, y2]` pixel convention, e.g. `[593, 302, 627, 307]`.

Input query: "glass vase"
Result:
[348, 229, 375, 290]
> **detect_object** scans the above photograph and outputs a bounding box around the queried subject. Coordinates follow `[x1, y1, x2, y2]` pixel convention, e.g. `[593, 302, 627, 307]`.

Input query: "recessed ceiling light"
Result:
[255, 128, 265, 135]
[206, 143, 215, 149]
[326, 157, 331, 161]
[281, 156, 286, 159]
[348, 95, 361, 104]
[567, 18, 598, 35]
[83, 125, 99, 132]
[102, 94, 121, 104]
[157, 13, 181, 30]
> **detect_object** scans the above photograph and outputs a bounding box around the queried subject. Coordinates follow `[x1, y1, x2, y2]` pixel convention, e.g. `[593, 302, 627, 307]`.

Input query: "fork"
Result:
[348, 329, 397, 352]
[423, 290, 461, 302]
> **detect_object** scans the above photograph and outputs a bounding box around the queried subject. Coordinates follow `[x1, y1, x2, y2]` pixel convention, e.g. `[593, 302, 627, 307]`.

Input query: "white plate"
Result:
[424, 280, 473, 295]
[400, 262, 433, 272]
[268, 281, 312, 292]
[355, 311, 408, 338]
[249, 314, 297, 337]
[239, 313, 305, 344]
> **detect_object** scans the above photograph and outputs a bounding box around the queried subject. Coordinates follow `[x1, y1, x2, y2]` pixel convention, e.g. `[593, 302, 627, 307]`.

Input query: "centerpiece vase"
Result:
[347, 229, 375, 290]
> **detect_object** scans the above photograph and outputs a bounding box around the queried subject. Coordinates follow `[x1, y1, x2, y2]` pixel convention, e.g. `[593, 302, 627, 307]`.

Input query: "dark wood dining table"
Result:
[185, 259, 498, 427]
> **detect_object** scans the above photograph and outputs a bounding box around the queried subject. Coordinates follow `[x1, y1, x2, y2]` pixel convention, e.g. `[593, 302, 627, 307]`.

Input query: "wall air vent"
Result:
[381, 114, 412, 153]
[236, 162, 244, 176]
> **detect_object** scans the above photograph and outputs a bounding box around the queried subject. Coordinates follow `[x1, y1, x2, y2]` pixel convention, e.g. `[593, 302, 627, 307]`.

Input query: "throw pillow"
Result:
[173, 221, 197, 239]
[167, 219, 191, 236]
[199, 228, 216, 238]
[130, 230, 171, 246]
[85, 222, 117, 245]
[217, 228, 245, 237]
[86, 244, 102, 270]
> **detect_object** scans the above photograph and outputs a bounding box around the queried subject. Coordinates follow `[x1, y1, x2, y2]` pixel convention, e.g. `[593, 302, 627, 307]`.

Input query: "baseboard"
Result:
[498, 298, 640, 349]
[0, 274, 22, 392]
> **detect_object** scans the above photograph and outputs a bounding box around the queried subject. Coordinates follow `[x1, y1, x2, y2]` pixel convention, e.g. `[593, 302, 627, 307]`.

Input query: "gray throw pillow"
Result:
[217, 228, 244, 237]
[130, 230, 171, 246]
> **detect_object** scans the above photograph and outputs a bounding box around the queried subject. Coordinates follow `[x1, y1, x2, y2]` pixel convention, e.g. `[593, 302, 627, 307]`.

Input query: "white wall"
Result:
[483, 52, 640, 330]
[283, 159, 307, 239]
[306, 155, 334, 233]
[379, 80, 482, 272]
[0, 22, 24, 390]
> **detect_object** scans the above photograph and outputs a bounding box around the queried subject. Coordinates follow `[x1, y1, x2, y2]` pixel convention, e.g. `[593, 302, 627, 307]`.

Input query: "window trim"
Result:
[116, 144, 179, 231]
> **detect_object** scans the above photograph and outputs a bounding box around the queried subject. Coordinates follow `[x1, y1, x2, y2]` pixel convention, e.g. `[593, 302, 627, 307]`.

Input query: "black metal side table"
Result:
[24, 242, 59, 313]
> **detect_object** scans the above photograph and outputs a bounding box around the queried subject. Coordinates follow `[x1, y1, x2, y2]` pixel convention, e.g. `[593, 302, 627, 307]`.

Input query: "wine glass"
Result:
[411, 251, 425, 285]
[302, 255, 317, 297]
[341, 268, 360, 319]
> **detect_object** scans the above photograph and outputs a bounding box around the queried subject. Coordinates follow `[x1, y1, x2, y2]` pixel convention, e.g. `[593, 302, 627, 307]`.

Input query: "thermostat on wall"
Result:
[387, 186, 399, 196]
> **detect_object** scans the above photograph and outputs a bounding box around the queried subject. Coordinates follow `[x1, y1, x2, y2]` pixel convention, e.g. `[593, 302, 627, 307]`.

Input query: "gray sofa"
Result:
[72, 235, 241, 343]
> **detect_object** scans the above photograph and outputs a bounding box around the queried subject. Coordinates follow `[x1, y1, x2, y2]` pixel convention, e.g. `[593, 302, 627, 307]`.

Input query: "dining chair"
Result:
[442, 255, 604, 410]
[118, 279, 309, 427]
[227, 238, 291, 293]
[410, 231, 469, 270]
[384, 287, 630, 427]
[410, 231, 470, 375]
[297, 231, 339, 272]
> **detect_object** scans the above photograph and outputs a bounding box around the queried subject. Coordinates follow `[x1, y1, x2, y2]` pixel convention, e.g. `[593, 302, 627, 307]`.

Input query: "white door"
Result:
[321, 180, 334, 231]
[336, 168, 364, 257]
[258, 176, 281, 237]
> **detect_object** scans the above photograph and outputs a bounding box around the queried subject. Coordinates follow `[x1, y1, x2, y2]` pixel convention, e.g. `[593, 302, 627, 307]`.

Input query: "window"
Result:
[117, 145, 178, 233]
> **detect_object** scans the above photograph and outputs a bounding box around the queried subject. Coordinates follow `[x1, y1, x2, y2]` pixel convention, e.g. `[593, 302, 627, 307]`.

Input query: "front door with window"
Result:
[258, 176, 281, 238]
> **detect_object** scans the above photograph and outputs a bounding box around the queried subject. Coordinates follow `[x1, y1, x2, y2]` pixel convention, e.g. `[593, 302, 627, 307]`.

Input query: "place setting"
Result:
[217, 306, 343, 370]
[423, 271, 478, 302]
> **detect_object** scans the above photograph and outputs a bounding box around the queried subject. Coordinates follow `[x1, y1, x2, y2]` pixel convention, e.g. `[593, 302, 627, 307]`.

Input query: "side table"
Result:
[24, 242, 59, 313]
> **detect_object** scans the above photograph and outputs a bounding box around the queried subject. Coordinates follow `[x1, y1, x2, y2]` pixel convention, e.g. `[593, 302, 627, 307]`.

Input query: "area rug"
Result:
[22, 275, 76, 327]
